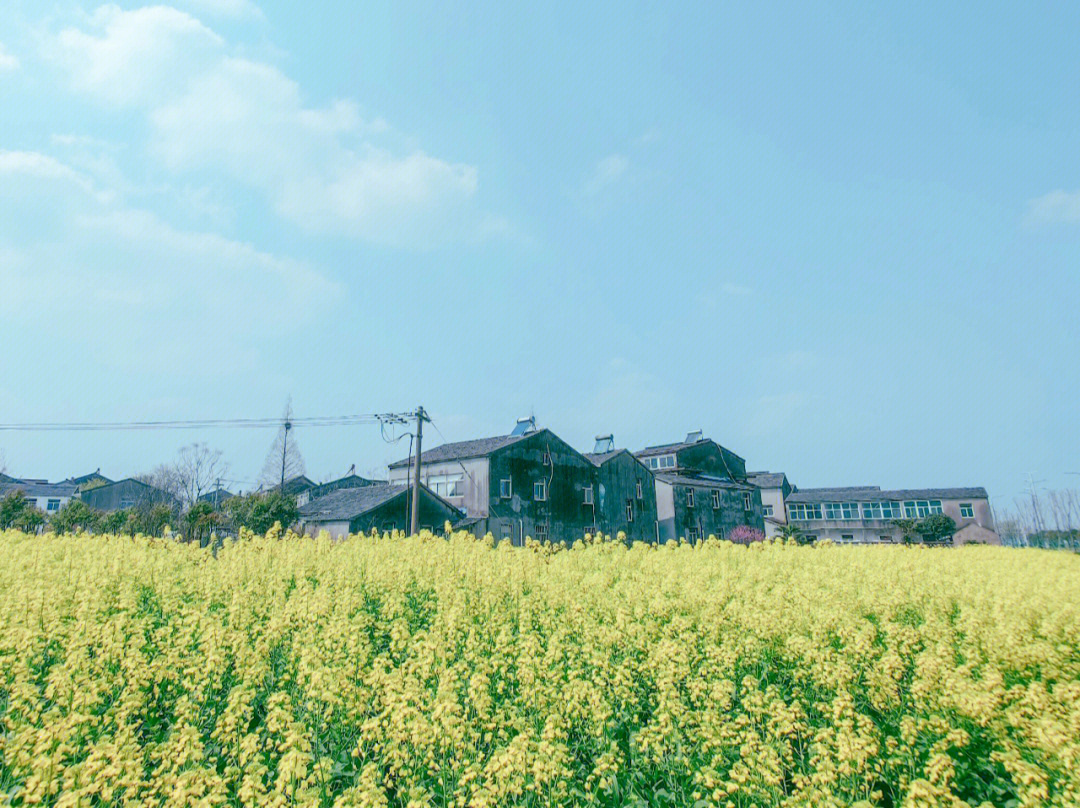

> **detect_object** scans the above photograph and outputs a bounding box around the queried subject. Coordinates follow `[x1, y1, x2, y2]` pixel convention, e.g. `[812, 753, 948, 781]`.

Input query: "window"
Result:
[904, 500, 943, 518]
[862, 501, 903, 520]
[22, 497, 37, 509]
[711, 490, 721, 509]
[825, 502, 861, 520]
[46, 499, 61, 512]
[584, 525, 596, 536]
[742, 492, 753, 511]
[542, 451, 552, 466]
[534, 522, 549, 541]
[119, 499, 134, 509]
[879, 535, 893, 543]
[583, 486, 594, 505]
[626, 499, 634, 522]
[687, 527, 702, 542]
[788, 503, 822, 520]
[636, 481, 644, 500]
[960, 503, 974, 519]
[533, 480, 547, 501]
[647, 454, 676, 470]
[686, 488, 695, 508]
[501, 523, 513, 540]
[762, 504, 774, 517]
[499, 478, 512, 499]
[803, 534, 817, 543]
[841, 534, 854, 543]
[429, 473, 465, 498]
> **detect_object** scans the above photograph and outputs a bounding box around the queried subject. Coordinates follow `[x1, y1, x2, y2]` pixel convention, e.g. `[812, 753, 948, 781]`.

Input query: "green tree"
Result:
[184, 501, 221, 547]
[778, 523, 811, 544]
[918, 513, 958, 545]
[224, 491, 299, 535]
[0, 491, 31, 529]
[891, 517, 921, 545]
[50, 500, 102, 534]
[13, 504, 45, 533]
[99, 510, 131, 534]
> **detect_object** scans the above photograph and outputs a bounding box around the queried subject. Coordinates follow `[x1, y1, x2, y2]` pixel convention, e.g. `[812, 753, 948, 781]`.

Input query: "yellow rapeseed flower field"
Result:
[1, 528, 1078, 808]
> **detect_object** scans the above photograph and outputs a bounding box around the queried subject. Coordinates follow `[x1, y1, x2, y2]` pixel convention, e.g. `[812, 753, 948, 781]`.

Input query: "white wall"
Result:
[389, 457, 489, 517]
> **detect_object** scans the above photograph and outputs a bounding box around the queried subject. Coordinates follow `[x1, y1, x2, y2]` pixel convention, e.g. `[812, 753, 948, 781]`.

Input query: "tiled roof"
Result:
[747, 471, 787, 489]
[388, 433, 533, 469]
[788, 487, 988, 503]
[635, 438, 746, 463]
[583, 450, 623, 466]
[298, 485, 408, 521]
[0, 480, 77, 498]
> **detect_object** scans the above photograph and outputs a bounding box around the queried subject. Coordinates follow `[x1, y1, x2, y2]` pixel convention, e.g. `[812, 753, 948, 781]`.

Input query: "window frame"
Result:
[533, 480, 547, 501]
[46, 498, 61, 512]
[742, 491, 753, 511]
[959, 503, 974, 519]
[636, 480, 644, 500]
[626, 499, 634, 522]
[499, 478, 512, 499]
[534, 522, 549, 541]
[583, 485, 594, 505]
[762, 504, 774, 517]
[686, 488, 695, 508]
[711, 489, 721, 509]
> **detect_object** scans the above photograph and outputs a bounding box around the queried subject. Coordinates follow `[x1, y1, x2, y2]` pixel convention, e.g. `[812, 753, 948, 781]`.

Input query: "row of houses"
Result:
[3, 418, 999, 545]
[0, 471, 179, 513]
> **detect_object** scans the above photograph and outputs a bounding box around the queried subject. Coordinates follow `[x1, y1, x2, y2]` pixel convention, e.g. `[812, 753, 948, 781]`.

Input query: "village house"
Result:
[387, 418, 600, 545]
[298, 483, 460, 539]
[746, 471, 796, 537]
[0, 478, 77, 513]
[79, 478, 178, 512]
[634, 432, 765, 543]
[296, 472, 385, 507]
[783, 486, 998, 544]
[584, 435, 658, 542]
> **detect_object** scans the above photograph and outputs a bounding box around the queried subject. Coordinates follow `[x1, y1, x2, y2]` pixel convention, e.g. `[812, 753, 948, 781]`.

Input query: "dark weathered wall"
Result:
[485, 430, 596, 545]
[81, 480, 173, 512]
[675, 442, 744, 478]
[596, 453, 658, 542]
[349, 490, 459, 534]
[670, 484, 764, 541]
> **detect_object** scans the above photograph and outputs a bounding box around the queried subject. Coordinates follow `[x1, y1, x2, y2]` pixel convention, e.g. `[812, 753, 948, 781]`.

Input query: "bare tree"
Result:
[173, 443, 230, 508]
[260, 398, 306, 489]
[136, 464, 184, 507]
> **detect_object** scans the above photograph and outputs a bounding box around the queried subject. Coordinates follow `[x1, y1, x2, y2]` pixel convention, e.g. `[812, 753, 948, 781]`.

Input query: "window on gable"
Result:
[533, 480, 547, 501]
[636, 481, 644, 500]
[499, 478, 512, 499]
[583, 486, 594, 505]
[626, 499, 634, 522]
[711, 490, 721, 509]
[686, 488, 695, 508]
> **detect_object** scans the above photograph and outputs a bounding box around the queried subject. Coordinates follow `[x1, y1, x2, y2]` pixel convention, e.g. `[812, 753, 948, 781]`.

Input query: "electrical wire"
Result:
[0, 412, 410, 432]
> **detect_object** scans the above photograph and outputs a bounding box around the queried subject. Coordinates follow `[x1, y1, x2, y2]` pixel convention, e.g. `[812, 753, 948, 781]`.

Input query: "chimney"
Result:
[593, 434, 615, 454]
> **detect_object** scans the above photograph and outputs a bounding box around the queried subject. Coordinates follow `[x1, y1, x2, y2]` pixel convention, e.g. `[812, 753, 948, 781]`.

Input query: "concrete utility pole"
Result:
[410, 406, 427, 535]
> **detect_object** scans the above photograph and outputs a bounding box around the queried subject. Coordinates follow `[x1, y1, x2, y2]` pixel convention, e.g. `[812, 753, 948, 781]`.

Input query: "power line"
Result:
[0, 412, 409, 432]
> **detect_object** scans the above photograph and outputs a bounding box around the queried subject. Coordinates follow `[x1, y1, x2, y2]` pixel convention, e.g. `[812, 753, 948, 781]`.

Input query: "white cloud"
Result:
[0, 151, 338, 372]
[1024, 190, 1080, 227]
[50, 5, 223, 105]
[582, 154, 629, 197]
[0, 43, 19, 71]
[45, 5, 490, 246]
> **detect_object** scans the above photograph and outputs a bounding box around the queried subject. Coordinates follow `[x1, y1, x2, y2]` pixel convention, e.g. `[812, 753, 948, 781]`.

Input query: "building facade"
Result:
[747, 471, 795, 537]
[783, 486, 998, 544]
[80, 478, 177, 512]
[0, 479, 77, 513]
[634, 433, 764, 543]
[583, 448, 658, 542]
[388, 424, 601, 545]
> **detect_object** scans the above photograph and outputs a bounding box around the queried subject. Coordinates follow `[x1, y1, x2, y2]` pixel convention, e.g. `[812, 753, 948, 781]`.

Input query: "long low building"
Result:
[783, 486, 998, 544]
[298, 483, 461, 539]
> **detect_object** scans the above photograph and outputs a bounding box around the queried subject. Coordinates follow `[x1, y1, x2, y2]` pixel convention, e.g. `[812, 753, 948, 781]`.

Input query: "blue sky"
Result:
[1, 1, 1078, 504]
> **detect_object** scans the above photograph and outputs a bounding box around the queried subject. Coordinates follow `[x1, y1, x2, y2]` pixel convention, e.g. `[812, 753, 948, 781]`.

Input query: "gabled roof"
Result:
[299, 484, 408, 521]
[66, 470, 112, 486]
[747, 471, 788, 489]
[197, 488, 235, 503]
[788, 486, 988, 503]
[583, 449, 623, 466]
[0, 480, 77, 498]
[388, 431, 540, 469]
[635, 437, 747, 463]
[307, 474, 385, 500]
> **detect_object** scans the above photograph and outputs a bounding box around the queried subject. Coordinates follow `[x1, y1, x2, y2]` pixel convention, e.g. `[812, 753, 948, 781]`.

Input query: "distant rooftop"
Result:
[299, 484, 409, 521]
[747, 471, 788, 489]
[389, 433, 534, 469]
[788, 486, 988, 503]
